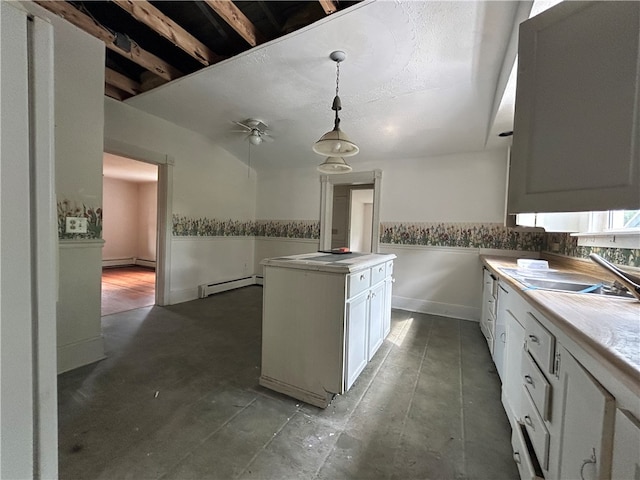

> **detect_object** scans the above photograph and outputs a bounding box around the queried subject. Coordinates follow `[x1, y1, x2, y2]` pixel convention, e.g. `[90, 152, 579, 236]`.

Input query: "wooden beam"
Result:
[203, 0, 265, 47]
[111, 0, 223, 66]
[105, 68, 141, 96]
[318, 0, 338, 15]
[34, 1, 182, 81]
[105, 84, 127, 101]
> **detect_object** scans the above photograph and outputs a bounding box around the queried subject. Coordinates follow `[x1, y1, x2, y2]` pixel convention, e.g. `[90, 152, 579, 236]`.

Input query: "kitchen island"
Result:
[260, 252, 396, 408]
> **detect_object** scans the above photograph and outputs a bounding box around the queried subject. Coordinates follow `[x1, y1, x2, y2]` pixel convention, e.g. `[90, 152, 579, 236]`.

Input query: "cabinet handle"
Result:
[528, 334, 539, 343]
[524, 375, 534, 385]
[371, 292, 376, 298]
[360, 274, 365, 280]
[391, 278, 396, 283]
[580, 448, 597, 480]
[513, 451, 521, 464]
[379, 267, 384, 272]
[524, 415, 533, 427]
[500, 332, 506, 343]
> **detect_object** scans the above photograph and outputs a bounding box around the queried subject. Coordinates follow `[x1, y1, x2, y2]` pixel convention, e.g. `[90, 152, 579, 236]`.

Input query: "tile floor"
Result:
[58, 286, 518, 479]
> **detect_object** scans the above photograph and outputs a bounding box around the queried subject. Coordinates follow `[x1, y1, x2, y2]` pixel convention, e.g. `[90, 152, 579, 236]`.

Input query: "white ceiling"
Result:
[103, 152, 158, 182]
[125, 0, 534, 172]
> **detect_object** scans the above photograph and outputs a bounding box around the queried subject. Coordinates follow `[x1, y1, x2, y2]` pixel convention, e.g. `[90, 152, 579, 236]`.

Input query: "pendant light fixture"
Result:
[314, 51, 359, 173]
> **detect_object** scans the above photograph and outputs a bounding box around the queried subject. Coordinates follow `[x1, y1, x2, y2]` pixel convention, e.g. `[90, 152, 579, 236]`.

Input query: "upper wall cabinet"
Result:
[508, 1, 640, 213]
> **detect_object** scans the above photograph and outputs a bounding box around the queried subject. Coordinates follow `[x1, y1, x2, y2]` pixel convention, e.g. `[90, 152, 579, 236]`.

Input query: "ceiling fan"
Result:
[232, 118, 273, 146]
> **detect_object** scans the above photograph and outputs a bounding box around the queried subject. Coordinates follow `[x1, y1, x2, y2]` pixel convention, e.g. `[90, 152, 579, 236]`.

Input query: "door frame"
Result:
[103, 138, 173, 306]
[319, 170, 382, 252]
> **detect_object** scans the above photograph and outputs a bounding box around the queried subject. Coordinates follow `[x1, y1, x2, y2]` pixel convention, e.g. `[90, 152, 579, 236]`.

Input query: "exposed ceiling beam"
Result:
[203, 0, 266, 47]
[34, 1, 182, 82]
[105, 68, 141, 96]
[111, 0, 223, 66]
[105, 84, 127, 101]
[318, 0, 338, 15]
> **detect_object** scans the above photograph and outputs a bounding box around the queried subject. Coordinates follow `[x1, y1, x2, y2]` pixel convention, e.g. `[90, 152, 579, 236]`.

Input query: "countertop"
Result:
[481, 255, 640, 397]
[261, 252, 396, 273]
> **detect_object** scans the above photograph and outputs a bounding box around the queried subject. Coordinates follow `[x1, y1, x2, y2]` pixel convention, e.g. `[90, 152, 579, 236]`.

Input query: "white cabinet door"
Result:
[557, 346, 615, 480]
[503, 309, 525, 422]
[509, 1, 640, 213]
[383, 277, 392, 338]
[611, 409, 640, 480]
[367, 282, 385, 361]
[345, 291, 369, 390]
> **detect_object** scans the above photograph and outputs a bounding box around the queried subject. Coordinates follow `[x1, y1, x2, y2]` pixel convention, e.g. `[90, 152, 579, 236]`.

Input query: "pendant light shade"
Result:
[317, 157, 353, 174]
[312, 127, 359, 157]
[314, 51, 359, 170]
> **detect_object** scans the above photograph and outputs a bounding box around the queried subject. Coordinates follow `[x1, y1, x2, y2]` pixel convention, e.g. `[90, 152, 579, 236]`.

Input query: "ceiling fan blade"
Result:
[232, 120, 251, 131]
[262, 135, 274, 143]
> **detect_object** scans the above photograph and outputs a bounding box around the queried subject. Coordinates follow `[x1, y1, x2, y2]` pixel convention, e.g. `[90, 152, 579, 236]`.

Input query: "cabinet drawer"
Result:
[522, 386, 550, 470]
[348, 268, 371, 298]
[525, 312, 555, 374]
[371, 262, 386, 285]
[512, 422, 544, 480]
[522, 352, 551, 421]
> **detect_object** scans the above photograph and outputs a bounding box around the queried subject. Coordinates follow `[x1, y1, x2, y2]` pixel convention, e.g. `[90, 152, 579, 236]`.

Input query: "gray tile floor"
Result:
[58, 286, 518, 480]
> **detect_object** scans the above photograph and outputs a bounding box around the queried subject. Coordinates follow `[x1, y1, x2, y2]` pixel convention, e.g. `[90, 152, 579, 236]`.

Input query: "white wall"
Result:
[104, 99, 257, 303]
[20, 2, 107, 374]
[138, 182, 157, 261]
[254, 149, 511, 321]
[102, 178, 157, 263]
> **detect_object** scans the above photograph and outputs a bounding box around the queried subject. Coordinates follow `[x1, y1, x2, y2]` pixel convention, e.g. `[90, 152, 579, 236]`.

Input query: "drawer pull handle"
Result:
[360, 274, 365, 281]
[524, 415, 533, 427]
[371, 292, 376, 298]
[528, 334, 539, 343]
[524, 375, 534, 385]
[379, 267, 384, 272]
[513, 451, 521, 464]
[580, 448, 597, 480]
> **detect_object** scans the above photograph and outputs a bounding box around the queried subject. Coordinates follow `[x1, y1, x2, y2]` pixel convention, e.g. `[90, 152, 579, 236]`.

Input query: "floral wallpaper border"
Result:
[380, 222, 546, 251]
[57, 199, 102, 240]
[172, 215, 319, 239]
[544, 233, 639, 268]
[170, 216, 639, 267]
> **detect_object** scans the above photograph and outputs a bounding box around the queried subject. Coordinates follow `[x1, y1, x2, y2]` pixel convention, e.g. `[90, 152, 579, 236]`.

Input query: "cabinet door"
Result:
[509, 1, 640, 213]
[611, 409, 640, 480]
[345, 291, 369, 390]
[367, 282, 385, 361]
[383, 277, 392, 338]
[557, 346, 615, 480]
[503, 310, 525, 421]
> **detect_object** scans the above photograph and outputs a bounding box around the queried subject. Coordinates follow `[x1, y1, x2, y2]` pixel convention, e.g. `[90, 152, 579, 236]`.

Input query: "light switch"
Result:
[66, 216, 88, 234]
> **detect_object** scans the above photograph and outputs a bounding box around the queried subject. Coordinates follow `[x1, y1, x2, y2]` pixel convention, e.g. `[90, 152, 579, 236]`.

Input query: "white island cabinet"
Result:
[259, 252, 395, 408]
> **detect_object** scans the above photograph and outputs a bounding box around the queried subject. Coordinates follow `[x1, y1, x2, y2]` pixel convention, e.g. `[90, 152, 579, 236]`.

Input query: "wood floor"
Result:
[101, 266, 155, 316]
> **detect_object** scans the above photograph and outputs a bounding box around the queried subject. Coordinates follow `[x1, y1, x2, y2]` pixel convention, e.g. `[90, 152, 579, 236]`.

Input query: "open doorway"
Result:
[331, 185, 374, 252]
[102, 153, 158, 315]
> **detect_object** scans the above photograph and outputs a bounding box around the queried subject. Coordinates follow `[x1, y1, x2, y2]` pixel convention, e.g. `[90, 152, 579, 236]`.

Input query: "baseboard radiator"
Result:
[198, 275, 263, 298]
[102, 257, 156, 268]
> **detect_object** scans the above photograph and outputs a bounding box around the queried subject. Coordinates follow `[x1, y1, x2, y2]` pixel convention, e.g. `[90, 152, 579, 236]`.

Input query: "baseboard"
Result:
[392, 295, 480, 322]
[57, 335, 106, 374]
[198, 275, 259, 298]
[102, 258, 156, 268]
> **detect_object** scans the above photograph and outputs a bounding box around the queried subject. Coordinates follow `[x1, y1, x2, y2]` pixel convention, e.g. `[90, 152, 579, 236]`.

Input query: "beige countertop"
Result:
[481, 255, 640, 397]
[261, 252, 396, 273]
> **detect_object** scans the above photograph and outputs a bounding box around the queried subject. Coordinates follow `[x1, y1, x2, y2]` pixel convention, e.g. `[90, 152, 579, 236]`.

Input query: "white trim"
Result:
[254, 237, 319, 244]
[101, 258, 156, 268]
[574, 233, 640, 249]
[319, 169, 382, 252]
[56, 336, 106, 374]
[58, 238, 105, 248]
[172, 235, 258, 242]
[198, 276, 257, 298]
[392, 296, 480, 322]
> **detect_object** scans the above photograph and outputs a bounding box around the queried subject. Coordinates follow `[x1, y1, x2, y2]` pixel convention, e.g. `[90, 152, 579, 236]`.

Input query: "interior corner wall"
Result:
[254, 149, 513, 321]
[22, 2, 107, 374]
[138, 182, 158, 262]
[104, 98, 257, 304]
[103, 177, 139, 261]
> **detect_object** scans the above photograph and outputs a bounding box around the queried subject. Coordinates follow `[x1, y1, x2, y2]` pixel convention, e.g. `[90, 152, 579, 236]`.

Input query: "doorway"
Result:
[331, 184, 374, 252]
[102, 153, 158, 315]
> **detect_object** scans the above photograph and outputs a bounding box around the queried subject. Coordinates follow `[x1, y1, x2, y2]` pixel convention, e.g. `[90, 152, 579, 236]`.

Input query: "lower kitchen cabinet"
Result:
[557, 346, 615, 480]
[611, 409, 640, 479]
[260, 252, 395, 408]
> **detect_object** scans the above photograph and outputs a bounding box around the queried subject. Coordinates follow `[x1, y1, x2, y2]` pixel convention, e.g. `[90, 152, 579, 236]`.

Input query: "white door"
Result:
[611, 409, 640, 479]
[345, 291, 369, 390]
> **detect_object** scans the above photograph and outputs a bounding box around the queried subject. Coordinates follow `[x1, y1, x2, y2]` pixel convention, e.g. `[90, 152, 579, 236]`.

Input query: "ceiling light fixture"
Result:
[314, 50, 359, 174]
[249, 129, 262, 145]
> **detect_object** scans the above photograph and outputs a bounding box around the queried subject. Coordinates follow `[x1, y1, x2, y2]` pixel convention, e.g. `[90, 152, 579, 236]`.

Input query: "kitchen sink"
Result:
[499, 268, 635, 298]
